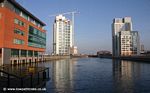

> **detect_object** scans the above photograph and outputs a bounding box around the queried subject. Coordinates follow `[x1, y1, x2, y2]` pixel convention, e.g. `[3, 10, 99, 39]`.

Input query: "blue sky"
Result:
[17, 0, 150, 54]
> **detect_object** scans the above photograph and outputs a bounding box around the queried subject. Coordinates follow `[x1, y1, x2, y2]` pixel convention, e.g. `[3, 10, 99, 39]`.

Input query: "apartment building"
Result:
[112, 17, 140, 56]
[53, 15, 72, 55]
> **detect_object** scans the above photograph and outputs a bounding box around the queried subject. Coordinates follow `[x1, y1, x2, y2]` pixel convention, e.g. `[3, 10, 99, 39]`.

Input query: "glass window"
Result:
[29, 17, 33, 22]
[22, 12, 28, 20]
[34, 51, 38, 57]
[29, 26, 34, 34]
[28, 50, 33, 57]
[33, 29, 38, 35]
[21, 50, 27, 57]
[28, 25, 46, 48]
[14, 7, 21, 15]
[11, 49, 19, 57]
[14, 29, 24, 36]
[13, 39, 24, 45]
[14, 18, 25, 26]
[14, 19, 19, 24]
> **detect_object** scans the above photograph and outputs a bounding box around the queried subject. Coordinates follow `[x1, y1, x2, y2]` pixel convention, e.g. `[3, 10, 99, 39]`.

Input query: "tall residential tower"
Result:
[53, 15, 73, 55]
[112, 17, 140, 57]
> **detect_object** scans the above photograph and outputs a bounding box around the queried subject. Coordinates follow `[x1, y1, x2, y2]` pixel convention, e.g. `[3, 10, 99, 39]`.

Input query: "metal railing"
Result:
[0, 65, 50, 89]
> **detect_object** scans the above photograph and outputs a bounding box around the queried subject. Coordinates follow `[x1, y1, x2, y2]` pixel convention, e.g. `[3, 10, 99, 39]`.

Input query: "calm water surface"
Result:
[40, 58, 150, 93]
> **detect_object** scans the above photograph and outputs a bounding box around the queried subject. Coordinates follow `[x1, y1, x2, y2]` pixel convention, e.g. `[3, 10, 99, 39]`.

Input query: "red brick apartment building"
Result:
[0, 0, 46, 65]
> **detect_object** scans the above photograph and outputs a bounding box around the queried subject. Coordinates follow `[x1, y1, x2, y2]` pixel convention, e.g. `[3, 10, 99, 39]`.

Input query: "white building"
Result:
[112, 17, 140, 56]
[140, 44, 145, 53]
[70, 46, 78, 55]
[53, 15, 73, 55]
[119, 31, 132, 56]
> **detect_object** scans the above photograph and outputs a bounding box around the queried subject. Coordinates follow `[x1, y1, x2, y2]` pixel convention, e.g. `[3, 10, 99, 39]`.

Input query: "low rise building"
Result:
[70, 46, 78, 55]
[97, 50, 112, 57]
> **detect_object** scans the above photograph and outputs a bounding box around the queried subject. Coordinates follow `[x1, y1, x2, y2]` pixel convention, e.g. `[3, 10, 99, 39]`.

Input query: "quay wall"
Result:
[112, 56, 150, 62]
[44, 55, 70, 61]
[98, 55, 150, 62]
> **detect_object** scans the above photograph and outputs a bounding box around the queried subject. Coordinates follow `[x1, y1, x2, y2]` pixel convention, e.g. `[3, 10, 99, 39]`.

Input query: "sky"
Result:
[16, 0, 150, 54]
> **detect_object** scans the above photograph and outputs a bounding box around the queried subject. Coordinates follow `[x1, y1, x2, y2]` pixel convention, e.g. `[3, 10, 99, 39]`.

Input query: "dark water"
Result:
[40, 58, 150, 93]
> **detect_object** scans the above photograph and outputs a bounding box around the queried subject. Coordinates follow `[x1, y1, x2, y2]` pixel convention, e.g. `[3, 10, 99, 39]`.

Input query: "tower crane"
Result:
[49, 11, 79, 46]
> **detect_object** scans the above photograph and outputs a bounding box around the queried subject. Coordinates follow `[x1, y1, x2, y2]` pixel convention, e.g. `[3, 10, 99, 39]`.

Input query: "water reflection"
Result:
[113, 60, 142, 93]
[44, 58, 150, 93]
[51, 59, 77, 93]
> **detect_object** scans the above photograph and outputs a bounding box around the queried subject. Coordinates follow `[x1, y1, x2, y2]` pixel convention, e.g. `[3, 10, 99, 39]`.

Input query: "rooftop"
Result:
[8, 0, 46, 26]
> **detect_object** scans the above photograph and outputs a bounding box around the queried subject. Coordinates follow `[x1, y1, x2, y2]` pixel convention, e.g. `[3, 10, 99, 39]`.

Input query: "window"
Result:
[29, 17, 35, 24]
[34, 51, 38, 57]
[11, 49, 19, 57]
[28, 50, 33, 57]
[14, 29, 24, 36]
[14, 7, 21, 15]
[13, 39, 24, 45]
[28, 25, 46, 48]
[35, 22, 38, 26]
[33, 29, 38, 35]
[22, 12, 28, 20]
[14, 19, 25, 26]
[21, 50, 27, 57]
[14, 19, 19, 24]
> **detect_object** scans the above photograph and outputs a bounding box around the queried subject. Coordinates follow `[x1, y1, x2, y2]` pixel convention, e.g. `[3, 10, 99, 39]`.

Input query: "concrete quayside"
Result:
[98, 55, 150, 62]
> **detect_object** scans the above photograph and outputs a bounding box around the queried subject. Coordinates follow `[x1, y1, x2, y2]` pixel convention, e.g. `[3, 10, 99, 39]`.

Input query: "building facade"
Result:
[140, 44, 145, 54]
[131, 31, 140, 55]
[112, 17, 140, 56]
[70, 46, 78, 55]
[119, 31, 132, 56]
[0, 0, 46, 65]
[97, 50, 112, 57]
[53, 15, 73, 55]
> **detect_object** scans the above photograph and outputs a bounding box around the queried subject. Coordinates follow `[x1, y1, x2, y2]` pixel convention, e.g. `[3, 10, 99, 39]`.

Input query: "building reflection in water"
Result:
[51, 58, 77, 93]
[113, 60, 141, 93]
